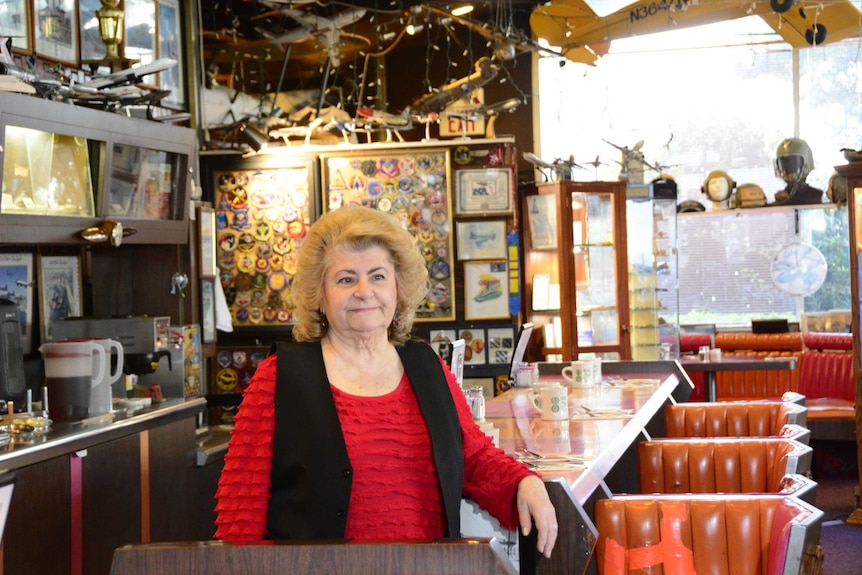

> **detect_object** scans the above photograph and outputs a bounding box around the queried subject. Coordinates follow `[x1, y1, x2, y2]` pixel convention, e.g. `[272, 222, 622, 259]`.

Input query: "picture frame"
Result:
[525, 193, 559, 250]
[456, 220, 507, 261]
[463, 261, 510, 321]
[198, 205, 216, 278]
[458, 327, 486, 366]
[1, 0, 30, 52]
[157, 0, 185, 108]
[486, 325, 517, 366]
[321, 148, 455, 322]
[455, 168, 513, 216]
[205, 154, 319, 329]
[37, 255, 82, 343]
[0, 253, 34, 353]
[34, 0, 78, 65]
[428, 328, 457, 362]
[200, 278, 216, 343]
[124, 0, 156, 64]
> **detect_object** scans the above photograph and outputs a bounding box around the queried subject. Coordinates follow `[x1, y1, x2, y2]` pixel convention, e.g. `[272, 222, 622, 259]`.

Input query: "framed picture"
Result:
[455, 168, 512, 216]
[486, 325, 517, 366]
[321, 148, 455, 322]
[1, 0, 29, 52]
[34, 0, 78, 65]
[204, 153, 319, 329]
[37, 255, 82, 343]
[200, 278, 216, 343]
[124, 0, 156, 64]
[463, 261, 510, 321]
[428, 328, 457, 362]
[0, 253, 34, 353]
[157, 0, 185, 108]
[456, 220, 507, 261]
[525, 193, 558, 250]
[458, 327, 486, 366]
[198, 205, 216, 278]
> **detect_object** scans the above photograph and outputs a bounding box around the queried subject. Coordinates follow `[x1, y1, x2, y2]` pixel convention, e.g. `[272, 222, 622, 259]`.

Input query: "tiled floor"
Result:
[816, 479, 862, 574]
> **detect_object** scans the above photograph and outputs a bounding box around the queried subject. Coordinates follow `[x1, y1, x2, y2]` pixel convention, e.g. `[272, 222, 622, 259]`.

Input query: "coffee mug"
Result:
[562, 360, 592, 388]
[530, 384, 569, 420]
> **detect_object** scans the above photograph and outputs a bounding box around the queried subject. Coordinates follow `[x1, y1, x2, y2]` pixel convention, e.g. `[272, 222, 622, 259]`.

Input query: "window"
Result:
[537, 15, 858, 330]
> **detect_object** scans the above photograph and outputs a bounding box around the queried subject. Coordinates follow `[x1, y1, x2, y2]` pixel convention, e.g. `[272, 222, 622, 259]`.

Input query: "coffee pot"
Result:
[38, 340, 107, 422]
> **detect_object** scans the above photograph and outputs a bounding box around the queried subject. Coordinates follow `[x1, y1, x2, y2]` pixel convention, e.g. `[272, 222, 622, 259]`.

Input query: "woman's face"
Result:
[319, 245, 398, 339]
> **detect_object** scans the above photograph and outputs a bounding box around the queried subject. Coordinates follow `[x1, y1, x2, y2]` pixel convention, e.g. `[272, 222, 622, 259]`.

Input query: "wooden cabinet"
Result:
[0, 92, 196, 246]
[520, 181, 630, 362]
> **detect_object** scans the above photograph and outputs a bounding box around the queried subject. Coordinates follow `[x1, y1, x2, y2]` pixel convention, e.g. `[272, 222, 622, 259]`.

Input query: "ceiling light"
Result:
[451, 5, 474, 17]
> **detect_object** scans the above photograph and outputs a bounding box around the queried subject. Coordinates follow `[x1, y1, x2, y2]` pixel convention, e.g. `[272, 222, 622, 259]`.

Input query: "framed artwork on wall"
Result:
[456, 219, 507, 261]
[455, 168, 512, 216]
[486, 325, 517, 366]
[208, 155, 318, 329]
[1, 0, 29, 52]
[321, 148, 455, 322]
[200, 278, 216, 343]
[157, 0, 185, 108]
[458, 327, 486, 366]
[0, 253, 34, 353]
[463, 261, 509, 321]
[37, 255, 82, 343]
[198, 205, 216, 278]
[525, 193, 558, 250]
[34, 0, 78, 65]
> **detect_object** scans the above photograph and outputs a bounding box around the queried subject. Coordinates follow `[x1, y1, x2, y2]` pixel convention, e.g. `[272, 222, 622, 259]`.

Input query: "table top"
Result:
[679, 356, 797, 372]
[484, 367, 681, 505]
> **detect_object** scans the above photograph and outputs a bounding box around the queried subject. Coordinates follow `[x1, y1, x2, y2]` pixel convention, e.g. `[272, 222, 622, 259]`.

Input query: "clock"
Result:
[771, 243, 828, 296]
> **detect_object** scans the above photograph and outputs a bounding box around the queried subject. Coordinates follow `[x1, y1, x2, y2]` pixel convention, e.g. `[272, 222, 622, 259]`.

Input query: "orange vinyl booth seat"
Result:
[594, 494, 824, 575]
[636, 438, 816, 504]
[797, 332, 854, 422]
[713, 332, 803, 401]
[663, 401, 810, 445]
[679, 333, 712, 402]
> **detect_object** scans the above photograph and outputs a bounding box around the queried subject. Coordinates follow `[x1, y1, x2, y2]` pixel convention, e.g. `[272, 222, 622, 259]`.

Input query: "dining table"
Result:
[460, 360, 692, 575]
[679, 355, 798, 402]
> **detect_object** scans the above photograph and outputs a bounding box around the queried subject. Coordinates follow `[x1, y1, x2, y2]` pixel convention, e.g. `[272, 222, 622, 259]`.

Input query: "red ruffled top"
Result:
[214, 350, 535, 541]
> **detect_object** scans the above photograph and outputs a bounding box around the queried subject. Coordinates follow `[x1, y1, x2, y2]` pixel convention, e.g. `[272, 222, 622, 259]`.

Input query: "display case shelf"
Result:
[0, 92, 196, 245]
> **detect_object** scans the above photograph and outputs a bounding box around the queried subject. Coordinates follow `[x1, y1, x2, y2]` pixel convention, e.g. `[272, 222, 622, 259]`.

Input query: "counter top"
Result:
[0, 397, 206, 470]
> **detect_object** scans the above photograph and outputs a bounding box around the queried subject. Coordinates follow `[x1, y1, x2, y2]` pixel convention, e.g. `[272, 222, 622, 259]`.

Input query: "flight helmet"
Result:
[774, 138, 814, 184]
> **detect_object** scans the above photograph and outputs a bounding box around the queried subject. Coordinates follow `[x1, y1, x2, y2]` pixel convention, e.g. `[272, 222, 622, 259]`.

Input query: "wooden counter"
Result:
[0, 398, 210, 575]
[461, 360, 692, 575]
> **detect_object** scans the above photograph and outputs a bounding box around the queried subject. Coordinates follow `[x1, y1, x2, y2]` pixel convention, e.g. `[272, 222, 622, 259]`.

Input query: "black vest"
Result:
[267, 340, 464, 539]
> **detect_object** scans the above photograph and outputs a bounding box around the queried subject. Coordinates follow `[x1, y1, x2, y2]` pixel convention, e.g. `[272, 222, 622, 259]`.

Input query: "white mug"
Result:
[562, 360, 592, 388]
[530, 384, 569, 420]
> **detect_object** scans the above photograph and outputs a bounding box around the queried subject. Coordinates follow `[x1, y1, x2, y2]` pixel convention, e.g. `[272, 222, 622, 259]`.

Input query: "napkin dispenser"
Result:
[0, 298, 26, 405]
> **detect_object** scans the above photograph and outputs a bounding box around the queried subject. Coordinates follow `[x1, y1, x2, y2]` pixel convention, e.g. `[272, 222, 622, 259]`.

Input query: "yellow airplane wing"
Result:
[531, 0, 862, 64]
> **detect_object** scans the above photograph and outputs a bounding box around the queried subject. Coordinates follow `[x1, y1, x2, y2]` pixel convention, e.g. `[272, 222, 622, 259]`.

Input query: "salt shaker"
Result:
[467, 386, 485, 422]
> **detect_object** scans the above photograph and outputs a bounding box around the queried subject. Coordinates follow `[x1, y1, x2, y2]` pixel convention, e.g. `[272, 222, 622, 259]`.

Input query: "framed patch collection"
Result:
[321, 148, 456, 322]
[211, 157, 318, 328]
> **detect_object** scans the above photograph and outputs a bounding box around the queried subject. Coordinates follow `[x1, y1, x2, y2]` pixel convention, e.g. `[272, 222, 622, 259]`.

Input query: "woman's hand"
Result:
[515, 474, 558, 558]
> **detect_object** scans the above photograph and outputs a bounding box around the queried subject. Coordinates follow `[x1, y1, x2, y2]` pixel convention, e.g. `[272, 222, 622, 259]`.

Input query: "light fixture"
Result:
[406, 23, 424, 35]
[80, 220, 137, 247]
[239, 124, 269, 153]
[451, 5, 474, 17]
[96, 0, 125, 60]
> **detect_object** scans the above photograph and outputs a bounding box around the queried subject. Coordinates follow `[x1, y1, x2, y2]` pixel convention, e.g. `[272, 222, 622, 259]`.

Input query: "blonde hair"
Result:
[292, 205, 429, 344]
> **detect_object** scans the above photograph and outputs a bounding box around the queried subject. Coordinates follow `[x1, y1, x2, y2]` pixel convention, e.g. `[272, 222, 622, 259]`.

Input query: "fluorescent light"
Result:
[451, 5, 474, 17]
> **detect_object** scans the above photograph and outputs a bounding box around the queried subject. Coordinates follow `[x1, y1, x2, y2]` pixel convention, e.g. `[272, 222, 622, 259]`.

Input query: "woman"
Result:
[215, 205, 557, 558]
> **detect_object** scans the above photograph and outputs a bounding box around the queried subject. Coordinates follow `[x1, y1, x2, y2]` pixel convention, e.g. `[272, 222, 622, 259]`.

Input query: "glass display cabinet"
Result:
[834, 161, 862, 515]
[0, 92, 196, 244]
[626, 182, 680, 360]
[521, 180, 630, 362]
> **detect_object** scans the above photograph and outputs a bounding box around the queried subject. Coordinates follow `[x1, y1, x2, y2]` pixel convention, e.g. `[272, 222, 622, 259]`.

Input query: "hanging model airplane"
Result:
[411, 57, 500, 115]
[256, 3, 367, 68]
[530, 0, 862, 65]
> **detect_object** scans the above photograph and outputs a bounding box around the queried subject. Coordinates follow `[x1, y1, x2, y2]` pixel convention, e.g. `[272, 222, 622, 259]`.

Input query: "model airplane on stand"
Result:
[411, 57, 500, 115]
[446, 97, 521, 138]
